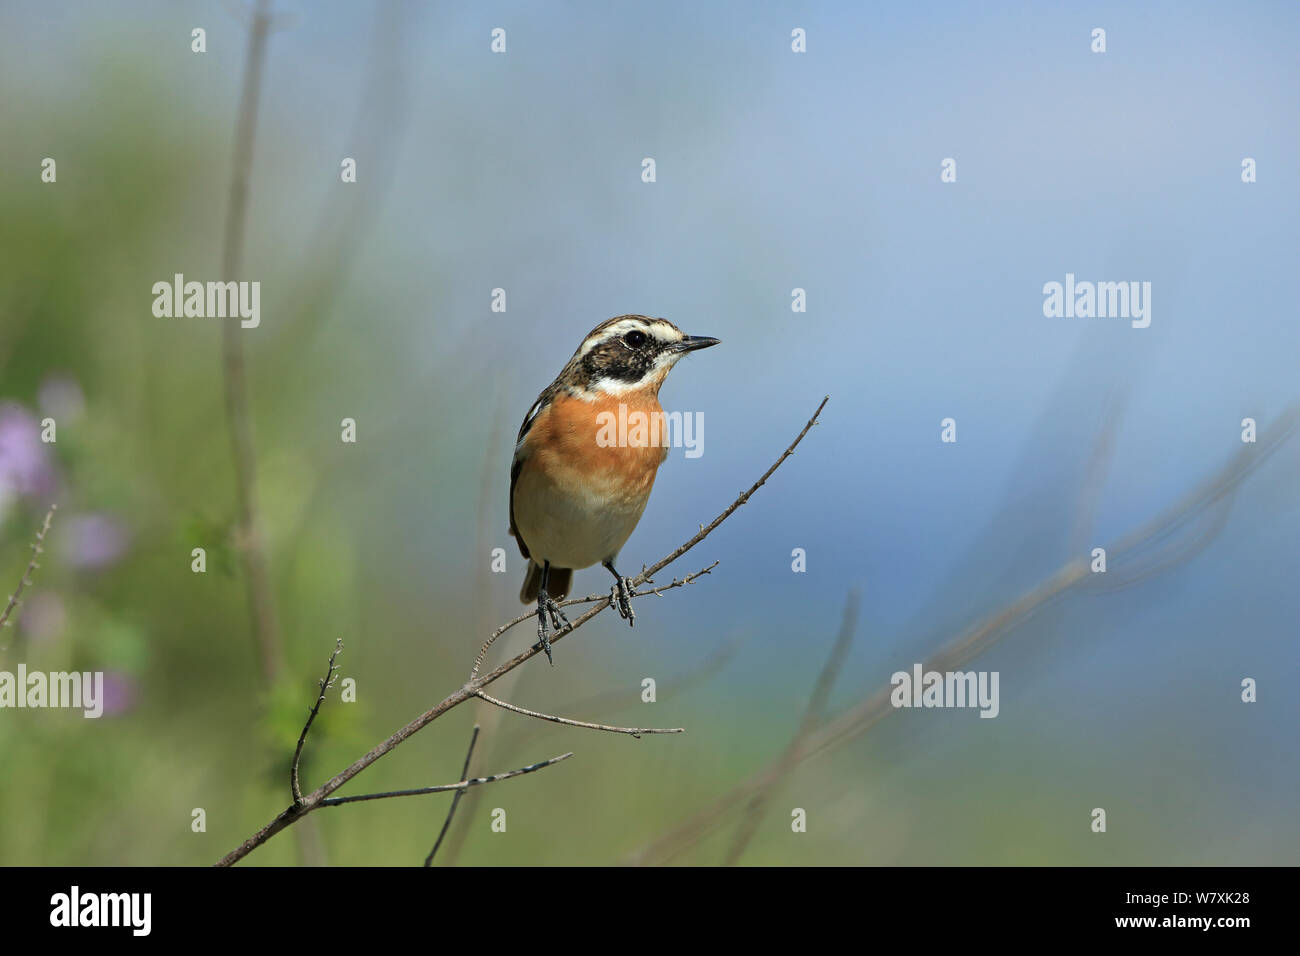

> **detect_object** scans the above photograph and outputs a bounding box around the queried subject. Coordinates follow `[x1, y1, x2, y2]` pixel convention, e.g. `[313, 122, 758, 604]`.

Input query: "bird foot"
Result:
[611, 576, 636, 627]
[535, 593, 570, 664]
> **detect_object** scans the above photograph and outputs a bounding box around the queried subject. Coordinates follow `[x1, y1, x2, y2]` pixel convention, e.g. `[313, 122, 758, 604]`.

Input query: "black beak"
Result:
[674, 335, 720, 353]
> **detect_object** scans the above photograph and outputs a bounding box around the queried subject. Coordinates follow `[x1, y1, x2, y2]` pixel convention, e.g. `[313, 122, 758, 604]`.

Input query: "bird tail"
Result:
[520, 561, 572, 603]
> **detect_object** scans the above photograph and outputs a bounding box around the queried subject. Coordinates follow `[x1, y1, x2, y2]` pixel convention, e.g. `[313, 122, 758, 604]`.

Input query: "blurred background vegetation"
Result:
[1, 1, 1297, 865]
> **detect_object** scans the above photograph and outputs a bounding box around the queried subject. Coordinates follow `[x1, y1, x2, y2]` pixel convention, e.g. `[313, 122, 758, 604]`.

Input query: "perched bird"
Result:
[509, 315, 720, 662]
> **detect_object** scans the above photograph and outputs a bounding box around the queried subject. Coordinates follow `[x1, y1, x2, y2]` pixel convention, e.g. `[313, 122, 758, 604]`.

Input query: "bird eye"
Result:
[623, 330, 647, 348]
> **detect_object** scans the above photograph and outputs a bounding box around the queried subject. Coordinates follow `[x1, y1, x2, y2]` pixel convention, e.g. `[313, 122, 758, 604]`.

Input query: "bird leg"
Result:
[603, 561, 636, 627]
[535, 562, 570, 664]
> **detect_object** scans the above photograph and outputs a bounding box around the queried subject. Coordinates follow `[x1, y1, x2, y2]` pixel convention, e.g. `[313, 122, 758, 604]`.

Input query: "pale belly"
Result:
[513, 459, 654, 570]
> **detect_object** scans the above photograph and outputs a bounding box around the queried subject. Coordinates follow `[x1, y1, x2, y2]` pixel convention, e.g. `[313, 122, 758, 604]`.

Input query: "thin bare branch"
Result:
[0, 505, 56, 635]
[559, 561, 721, 608]
[424, 724, 480, 866]
[638, 396, 828, 587]
[319, 751, 573, 807]
[291, 639, 343, 805]
[517, 632, 745, 747]
[470, 561, 720, 678]
[474, 690, 684, 738]
[214, 397, 830, 866]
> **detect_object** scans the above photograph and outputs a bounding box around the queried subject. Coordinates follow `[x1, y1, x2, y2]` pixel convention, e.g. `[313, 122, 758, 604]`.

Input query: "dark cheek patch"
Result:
[584, 341, 658, 384]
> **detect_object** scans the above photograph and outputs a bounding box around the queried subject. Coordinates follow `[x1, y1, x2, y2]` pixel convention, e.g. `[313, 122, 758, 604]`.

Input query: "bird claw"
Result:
[535, 595, 570, 665]
[611, 577, 636, 627]
[534, 614, 554, 665]
[546, 597, 570, 632]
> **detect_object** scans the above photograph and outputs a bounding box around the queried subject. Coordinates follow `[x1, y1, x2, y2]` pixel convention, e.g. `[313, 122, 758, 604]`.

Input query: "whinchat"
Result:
[509, 315, 720, 662]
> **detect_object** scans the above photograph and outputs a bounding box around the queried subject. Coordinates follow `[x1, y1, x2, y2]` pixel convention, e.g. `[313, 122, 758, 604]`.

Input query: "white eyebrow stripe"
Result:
[578, 318, 650, 350]
[576, 319, 683, 357]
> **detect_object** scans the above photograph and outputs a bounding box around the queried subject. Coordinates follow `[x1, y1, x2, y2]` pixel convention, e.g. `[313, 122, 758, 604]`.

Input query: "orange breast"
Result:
[526, 390, 668, 505]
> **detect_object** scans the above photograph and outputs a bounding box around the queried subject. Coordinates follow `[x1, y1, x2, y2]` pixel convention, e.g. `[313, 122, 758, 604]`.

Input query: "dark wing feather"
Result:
[508, 386, 556, 560]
